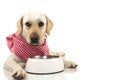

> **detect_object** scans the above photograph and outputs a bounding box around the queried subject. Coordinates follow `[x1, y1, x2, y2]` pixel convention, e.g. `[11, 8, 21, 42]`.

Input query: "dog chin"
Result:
[27, 41, 41, 46]
[30, 43, 41, 46]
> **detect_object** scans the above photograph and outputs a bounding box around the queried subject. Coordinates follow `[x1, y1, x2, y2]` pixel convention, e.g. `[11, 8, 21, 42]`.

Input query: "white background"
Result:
[0, 0, 120, 80]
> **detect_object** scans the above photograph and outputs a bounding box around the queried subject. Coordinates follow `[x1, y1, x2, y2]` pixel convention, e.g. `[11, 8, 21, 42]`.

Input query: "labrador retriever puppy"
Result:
[4, 12, 77, 79]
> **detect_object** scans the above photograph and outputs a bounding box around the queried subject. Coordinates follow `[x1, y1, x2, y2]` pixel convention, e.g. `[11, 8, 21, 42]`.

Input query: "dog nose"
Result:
[30, 34, 39, 44]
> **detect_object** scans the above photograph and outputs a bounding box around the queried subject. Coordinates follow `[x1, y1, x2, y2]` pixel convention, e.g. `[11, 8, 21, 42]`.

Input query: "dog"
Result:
[4, 12, 77, 79]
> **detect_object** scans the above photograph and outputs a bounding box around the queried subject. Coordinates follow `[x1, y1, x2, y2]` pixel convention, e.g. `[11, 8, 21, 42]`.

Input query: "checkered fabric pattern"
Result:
[6, 32, 50, 61]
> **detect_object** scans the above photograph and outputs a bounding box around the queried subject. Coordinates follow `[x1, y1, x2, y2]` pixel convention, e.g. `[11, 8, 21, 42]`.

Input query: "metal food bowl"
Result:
[25, 55, 64, 75]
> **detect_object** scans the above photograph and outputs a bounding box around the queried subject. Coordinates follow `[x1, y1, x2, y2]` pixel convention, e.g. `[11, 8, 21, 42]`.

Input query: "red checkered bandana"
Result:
[6, 32, 50, 61]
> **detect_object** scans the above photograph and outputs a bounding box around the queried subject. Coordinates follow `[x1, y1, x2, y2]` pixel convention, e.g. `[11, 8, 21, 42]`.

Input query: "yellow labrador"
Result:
[4, 12, 77, 79]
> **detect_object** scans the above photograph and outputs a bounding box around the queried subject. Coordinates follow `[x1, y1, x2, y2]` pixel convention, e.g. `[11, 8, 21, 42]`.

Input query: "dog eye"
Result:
[38, 22, 44, 27]
[25, 22, 31, 27]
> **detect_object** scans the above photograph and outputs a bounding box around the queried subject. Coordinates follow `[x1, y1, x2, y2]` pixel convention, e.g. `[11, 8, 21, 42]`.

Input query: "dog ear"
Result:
[17, 16, 23, 35]
[46, 15, 53, 35]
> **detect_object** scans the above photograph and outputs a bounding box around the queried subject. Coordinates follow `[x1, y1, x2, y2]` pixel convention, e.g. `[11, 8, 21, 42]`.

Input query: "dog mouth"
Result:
[30, 40, 39, 45]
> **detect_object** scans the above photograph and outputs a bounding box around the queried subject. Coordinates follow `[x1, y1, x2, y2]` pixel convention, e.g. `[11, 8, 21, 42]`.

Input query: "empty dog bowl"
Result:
[25, 55, 64, 75]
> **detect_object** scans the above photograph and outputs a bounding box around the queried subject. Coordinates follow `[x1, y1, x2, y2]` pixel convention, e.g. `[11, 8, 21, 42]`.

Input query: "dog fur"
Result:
[4, 12, 77, 79]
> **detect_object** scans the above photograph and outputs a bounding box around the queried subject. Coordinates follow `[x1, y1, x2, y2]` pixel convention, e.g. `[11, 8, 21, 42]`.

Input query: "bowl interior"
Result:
[31, 55, 60, 59]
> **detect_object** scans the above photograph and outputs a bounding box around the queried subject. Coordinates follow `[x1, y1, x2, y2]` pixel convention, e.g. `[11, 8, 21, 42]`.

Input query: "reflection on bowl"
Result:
[26, 55, 64, 75]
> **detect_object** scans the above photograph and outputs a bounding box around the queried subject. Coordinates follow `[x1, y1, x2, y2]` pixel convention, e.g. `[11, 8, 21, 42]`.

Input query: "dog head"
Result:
[17, 12, 53, 45]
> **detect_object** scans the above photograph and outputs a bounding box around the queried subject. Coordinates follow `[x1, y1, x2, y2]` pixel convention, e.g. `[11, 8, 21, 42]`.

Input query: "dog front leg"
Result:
[64, 60, 78, 68]
[4, 54, 26, 79]
[50, 52, 77, 68]
[50, 51, 65, 57]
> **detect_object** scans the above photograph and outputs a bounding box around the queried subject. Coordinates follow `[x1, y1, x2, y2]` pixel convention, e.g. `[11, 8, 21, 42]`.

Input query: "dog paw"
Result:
[64, 60, 78, 68]
[12, 68, 26, 79]
[50, 51, 65, 57]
